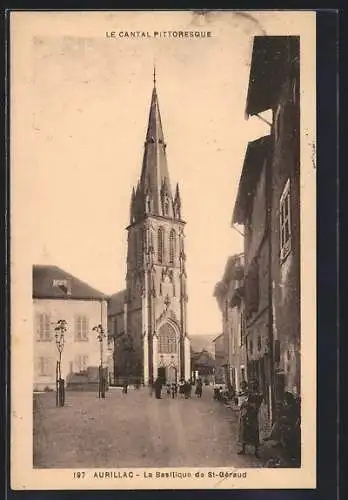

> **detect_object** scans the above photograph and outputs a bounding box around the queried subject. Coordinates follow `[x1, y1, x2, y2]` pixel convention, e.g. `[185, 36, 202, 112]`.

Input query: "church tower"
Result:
[125, 71, 190, 385]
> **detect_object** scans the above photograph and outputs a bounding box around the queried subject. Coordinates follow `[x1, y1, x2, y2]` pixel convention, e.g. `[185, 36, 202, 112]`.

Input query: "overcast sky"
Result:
[11, 11, 313, 336]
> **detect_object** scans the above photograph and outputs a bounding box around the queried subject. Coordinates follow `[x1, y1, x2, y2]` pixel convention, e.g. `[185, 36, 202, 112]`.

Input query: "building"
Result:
[190, 334, 216, 359]
[214, 254, 247, 392]
[191, 349, 215, 385]
[108, 290, 126, 384]
[232, 36, 300, 421]
[212, 334, 225, 384]
[190, 334, 216, 383]
[110, 74, 191, 386]
[33, 265, 109, 391]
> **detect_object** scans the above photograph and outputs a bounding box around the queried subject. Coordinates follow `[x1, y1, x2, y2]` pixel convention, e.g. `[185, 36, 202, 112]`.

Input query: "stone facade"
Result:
[110, 78, 190, 385]
[232, 36, 301, 422]
[214, 254, 247, 392]
[212, 334, 225, 384]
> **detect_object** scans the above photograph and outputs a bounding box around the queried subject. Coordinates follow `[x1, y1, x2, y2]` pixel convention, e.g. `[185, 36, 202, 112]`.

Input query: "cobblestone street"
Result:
[33, 386, 274, 469]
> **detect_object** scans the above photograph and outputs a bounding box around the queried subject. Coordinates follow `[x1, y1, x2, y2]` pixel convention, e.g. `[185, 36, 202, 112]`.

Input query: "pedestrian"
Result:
[166, 383, 171, 397]
[195, 377, 203, 398]
[154, 378, 162, 399]
[122, 379, 128, 395]
[171, 383, 176, 399]
[179, 379, 185, 398]
[184, 380, 192, 399]
[279, 392, 301, 464]
[237, 379, 263, 458]
[149, 377, 154, 397]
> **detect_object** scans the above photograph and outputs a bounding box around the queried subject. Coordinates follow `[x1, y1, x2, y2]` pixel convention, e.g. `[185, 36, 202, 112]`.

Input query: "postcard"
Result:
[10, 10, 316, 490]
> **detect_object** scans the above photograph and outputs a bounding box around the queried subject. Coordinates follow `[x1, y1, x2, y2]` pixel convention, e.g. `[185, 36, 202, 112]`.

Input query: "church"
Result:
[108, 73, 191, 386]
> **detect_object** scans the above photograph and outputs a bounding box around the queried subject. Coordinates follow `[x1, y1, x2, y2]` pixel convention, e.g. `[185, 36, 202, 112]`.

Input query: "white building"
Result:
[33, 265, 109, 391]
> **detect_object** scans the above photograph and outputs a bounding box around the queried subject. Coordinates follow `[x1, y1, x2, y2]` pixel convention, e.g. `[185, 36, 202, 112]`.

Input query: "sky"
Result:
[11, 11, 309, 337]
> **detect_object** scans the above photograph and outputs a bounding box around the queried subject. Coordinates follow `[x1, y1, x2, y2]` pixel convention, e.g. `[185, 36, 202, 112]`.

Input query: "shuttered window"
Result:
[280, 179, 292, 262]
[35, 313, 51, 341]
[75, 316, 89, 341]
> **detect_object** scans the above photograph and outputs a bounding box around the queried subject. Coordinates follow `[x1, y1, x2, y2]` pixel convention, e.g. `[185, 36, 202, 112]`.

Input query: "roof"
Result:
[191, 350, 216, 368]
[108, 290, 126, 316]
[32, 265, 107, 301]
[212, 333, 224, 343]
[246, 36, 300, 116]
[139, 84, 173, 216]
[190, 334, 216, 354]
[232, 135, 271, 225]
[214, 254, 244, 291]
[213, 254, 244, 311]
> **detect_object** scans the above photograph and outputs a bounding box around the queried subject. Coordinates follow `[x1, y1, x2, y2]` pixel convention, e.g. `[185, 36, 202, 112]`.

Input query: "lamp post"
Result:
[93, 324, 106, 399]
[54, 319, 67, 407]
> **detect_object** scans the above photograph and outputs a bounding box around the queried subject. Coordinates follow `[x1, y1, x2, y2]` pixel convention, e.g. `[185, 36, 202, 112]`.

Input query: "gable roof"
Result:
[212, 333, 224, 343]
[32, 265, 107, 301]
[246, 36, 299, 116]
[232, 135, 271, 225]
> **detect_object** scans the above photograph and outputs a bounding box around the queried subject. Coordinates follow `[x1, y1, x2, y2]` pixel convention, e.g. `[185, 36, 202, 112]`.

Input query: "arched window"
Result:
[137, 229, 143, 265]
[169, 229, 176, 264]
[157, 227, 164, 263]
[158, 323, 177, 354]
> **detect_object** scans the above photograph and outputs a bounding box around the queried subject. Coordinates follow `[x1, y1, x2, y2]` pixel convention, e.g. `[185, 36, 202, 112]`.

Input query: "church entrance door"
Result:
[167, 365, 177, 384]
[157, 367, 166, 385]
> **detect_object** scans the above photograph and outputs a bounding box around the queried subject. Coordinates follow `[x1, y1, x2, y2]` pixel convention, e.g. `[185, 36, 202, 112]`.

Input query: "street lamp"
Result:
[93, 324, 106, 399]
[54, 319, 67, 407]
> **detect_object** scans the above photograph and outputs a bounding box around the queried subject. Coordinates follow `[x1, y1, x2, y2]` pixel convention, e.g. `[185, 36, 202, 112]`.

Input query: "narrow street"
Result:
[34, 386, 266, 469]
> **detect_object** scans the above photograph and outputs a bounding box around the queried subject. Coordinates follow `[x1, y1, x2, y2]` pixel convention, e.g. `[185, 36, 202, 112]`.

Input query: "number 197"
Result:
[73, 471, 85, 479]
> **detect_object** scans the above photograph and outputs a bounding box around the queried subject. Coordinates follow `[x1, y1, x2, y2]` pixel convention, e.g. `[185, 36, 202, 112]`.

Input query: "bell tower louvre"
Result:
[124, 69, 190, 385]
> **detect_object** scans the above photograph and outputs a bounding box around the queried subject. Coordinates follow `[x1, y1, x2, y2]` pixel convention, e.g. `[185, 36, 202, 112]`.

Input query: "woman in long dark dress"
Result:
[154, 378, 162, 399]
[237, 380, 263, 457]
[195, 378, 203, 398]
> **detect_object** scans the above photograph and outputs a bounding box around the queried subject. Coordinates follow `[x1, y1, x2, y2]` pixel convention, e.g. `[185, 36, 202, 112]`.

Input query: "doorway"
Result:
[157, 367, 166, 385]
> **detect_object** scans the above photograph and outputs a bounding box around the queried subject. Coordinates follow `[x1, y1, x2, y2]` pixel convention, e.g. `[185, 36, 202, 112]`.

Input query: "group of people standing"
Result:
[236, 379, 301, 464]
[151, 377, 204, 400]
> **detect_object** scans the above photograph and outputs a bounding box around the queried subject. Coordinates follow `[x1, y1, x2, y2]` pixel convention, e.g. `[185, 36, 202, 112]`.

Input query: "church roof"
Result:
[139, 83, 173, 216]
[108, 290, 126, 315]
[129, 72, 183, 226]
[32, 265, 107, 301]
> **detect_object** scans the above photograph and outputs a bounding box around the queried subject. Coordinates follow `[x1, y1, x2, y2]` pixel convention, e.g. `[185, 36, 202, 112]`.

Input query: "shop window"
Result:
[75, 354, 89, 373]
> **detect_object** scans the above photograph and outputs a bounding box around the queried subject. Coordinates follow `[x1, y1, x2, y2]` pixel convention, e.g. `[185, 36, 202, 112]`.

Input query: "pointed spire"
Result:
[130, 186, 136, 224]
[174, 183, 181, 201]
[137, 69, 173, 217]
[145, 79, 164, 143]
[173, 183, 182, 219]
[153, 62, 156, 88]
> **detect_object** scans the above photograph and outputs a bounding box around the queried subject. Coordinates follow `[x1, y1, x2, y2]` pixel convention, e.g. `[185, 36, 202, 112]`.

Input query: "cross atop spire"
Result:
[153, 63, 156, 87]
